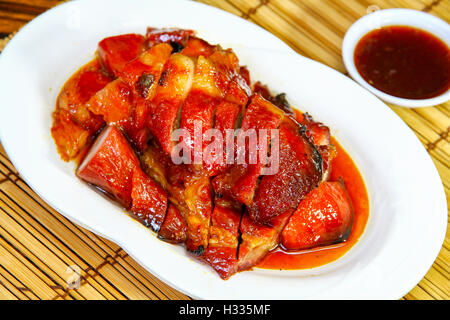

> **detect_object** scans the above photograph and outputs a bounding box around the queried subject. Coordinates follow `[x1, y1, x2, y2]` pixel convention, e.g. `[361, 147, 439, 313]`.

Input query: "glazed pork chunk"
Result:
[77, 126, 168, 230]
[248, 118, 323, 224]
[281, 180, 353, 250]
[147, 53, 195, 155]
[51, 60, 112, 161]
[212, 94, 284, 205]
[201, 197, 242, 279]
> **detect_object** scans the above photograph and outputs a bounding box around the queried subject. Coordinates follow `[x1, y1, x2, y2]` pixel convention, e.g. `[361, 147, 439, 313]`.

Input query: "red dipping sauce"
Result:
[354, 25, 450, 99]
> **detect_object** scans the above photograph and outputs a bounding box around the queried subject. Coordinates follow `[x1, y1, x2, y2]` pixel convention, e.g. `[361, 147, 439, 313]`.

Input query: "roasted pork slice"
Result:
[183, 173, 213, 253]
[52, 61, 113, 161]
[209, 49, 251, 106]
[140, 142, 188, 205]
[201, 197, 242, 279]
[146, 28, 194, 49]
[158, 204, 187, 244]
[77, 126, 139, 208]
[130, 166, 168, 231]
[180, 56, 223, 165]
[56, 60, 112, 132]
[147, 53, 195, 155]
[119, 43, 173, 100]
[86, 79, 134, 125]
[98, 34, 146, 77]
[212, 94, 284, 205]
[237, 210, 292, 272]
[181, 37, 216, 57]
[203, 100, 242, 175]
[51, 110, 92, 161]
[248, 119, 323, 224]
[140, 141, 209, 251]
[281, 181, 354, 250]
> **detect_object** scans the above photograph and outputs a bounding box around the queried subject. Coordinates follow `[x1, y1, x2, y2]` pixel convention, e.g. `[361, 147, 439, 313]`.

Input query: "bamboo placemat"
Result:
[0, 0, 448, 300]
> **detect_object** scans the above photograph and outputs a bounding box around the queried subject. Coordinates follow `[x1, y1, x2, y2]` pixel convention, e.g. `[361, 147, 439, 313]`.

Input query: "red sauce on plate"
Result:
[259, 137, 369, 270]
[354, 25, 450, 99]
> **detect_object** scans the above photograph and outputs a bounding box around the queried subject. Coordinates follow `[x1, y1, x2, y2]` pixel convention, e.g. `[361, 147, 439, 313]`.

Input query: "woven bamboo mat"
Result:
[0, 0, 448, 300]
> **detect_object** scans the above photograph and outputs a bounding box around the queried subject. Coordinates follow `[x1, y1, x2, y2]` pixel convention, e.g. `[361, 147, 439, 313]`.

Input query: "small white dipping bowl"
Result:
[343, 8, 450, 108]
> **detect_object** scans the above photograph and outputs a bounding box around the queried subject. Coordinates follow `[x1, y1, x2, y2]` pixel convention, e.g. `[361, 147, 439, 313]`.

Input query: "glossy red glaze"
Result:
[146, 28, 194, 48]
[201, 201, 241, 279]
[281, 181, 353, 250]
[158, 204, 187, 244]
[98, 34, 146, 76]
[130, 167, 168, 231]
[248, 119, 322, 224]
[87, 79, 134, 125]
[212, 94, 284, 205]
[76, 126, 140, 208]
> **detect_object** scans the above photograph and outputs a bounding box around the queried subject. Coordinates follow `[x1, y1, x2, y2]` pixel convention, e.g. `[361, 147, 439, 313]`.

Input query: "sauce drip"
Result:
[354, 25, 450, 99]
[258, 137, 369, 270]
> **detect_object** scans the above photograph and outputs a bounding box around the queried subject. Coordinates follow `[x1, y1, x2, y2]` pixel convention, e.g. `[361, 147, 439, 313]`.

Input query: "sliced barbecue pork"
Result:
[147, 53, 195, 155]
[212, 94, 284, 205]
[52, 60, 112, 161]
[76, 126, 140, 208]
[98, 34, 146, 77]
[248, 118, 323, 224]
[281, 181, 354, 250]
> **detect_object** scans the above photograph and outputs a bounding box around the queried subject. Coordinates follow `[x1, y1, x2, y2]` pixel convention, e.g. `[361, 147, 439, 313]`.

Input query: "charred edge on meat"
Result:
[136, 72, 155, 98]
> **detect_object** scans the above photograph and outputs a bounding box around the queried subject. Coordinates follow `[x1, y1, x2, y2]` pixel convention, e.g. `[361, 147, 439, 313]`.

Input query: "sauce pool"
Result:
[258, 137, 369, 270]
[354, 25, 450, 99]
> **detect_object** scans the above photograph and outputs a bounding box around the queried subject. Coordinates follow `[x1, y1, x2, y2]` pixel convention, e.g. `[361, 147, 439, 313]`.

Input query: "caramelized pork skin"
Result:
[248, 118, 323, 224]
[281, 181, 354, 250]
[147, 53, 195, 155]
[52, 61, 112, 161]
[131, 166, 168, 231]
[158, 204, 187, 244]
[98, 34, 146, 77]
[52, 29, 358, 279]
[76, 126, 140, 208]
[212, 94, 284, 205]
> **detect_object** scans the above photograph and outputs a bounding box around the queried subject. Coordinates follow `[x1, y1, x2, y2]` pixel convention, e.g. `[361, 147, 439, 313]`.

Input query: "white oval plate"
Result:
[0, 0, 446, 300]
